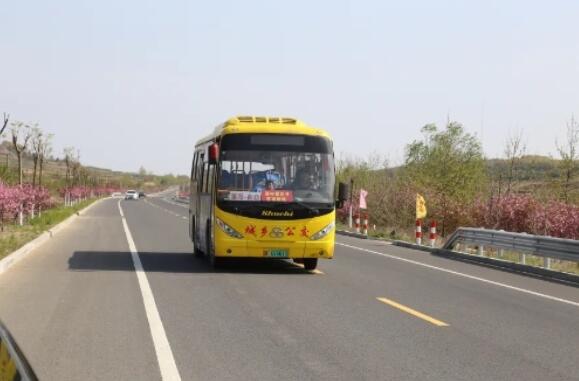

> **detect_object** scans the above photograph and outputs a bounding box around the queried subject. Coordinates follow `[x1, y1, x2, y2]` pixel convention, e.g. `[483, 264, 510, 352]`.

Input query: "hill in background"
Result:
[0, 141, 188, 191]
[485, 155, 578, 201]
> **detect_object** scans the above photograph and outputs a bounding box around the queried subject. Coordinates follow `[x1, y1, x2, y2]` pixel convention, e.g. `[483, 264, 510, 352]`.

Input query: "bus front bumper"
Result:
[214, 238, 334, 259]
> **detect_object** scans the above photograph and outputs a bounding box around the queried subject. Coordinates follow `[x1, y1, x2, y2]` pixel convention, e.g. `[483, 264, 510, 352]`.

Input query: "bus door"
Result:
[196, 149, 216, 253]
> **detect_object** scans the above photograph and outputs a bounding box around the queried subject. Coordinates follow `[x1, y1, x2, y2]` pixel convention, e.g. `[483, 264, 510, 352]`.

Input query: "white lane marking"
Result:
[157, 197, 188, 209]
[336, 242, 579, 309]
[143, 199, 187, 222]
[118, 200, 182, 381]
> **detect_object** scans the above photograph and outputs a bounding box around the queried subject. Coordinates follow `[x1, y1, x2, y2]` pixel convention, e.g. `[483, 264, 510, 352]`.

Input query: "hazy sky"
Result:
[1, 0, 578, 174]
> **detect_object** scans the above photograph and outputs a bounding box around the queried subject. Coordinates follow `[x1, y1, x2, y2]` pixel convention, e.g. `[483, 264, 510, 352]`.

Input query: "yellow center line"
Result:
[376, 297, 449, 327]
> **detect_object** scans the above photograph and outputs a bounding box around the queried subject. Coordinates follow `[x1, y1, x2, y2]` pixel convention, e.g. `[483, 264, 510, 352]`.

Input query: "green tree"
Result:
[403, 122, 486, 235]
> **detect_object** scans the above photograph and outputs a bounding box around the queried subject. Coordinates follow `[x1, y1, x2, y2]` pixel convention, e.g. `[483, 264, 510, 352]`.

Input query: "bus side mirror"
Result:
[336, 182, 349, 209]
[0, 320, 38, 380]
[208, 143, 219, 165]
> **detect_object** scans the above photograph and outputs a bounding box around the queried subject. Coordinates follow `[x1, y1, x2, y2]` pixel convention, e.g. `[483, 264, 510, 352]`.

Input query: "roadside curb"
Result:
[336, 229, 396, 243]
[336, 230, 368, 239]
[393, 240, 438, 252]
[0, 198, 106, 275]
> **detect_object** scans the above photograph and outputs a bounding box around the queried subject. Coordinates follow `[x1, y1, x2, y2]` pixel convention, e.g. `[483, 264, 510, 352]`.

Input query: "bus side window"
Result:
[197, 154, 204, 192]
[202, 162, 209, 193]
[207, 164, 215, 194]
[191, 153, 197, 179]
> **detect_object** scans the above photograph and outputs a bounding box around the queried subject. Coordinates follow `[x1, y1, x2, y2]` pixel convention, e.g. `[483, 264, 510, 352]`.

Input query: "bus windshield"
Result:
[217, 134, 335, 206]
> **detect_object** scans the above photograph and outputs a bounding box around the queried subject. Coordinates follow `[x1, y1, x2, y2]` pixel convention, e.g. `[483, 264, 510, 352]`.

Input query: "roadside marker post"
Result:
[362, 213, 369, 236]
[416, 219, 422, 245]
[429, 220, 437, 247]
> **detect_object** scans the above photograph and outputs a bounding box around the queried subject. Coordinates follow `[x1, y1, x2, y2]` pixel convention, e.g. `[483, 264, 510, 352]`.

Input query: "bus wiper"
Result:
[237, 204, 262, 212]
[296, 201, 320, 214]
[271, 201, 319, 215]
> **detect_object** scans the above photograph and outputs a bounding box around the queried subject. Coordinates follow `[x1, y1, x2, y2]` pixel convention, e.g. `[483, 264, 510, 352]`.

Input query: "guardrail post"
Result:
[544, 257, 551, 270]
[498, 248, 504, 258]
[521, 253, 526, 265]
[477, 245, 484, 257]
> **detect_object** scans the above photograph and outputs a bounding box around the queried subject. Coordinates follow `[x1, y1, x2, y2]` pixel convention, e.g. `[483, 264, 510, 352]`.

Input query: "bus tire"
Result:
[303, 258, 318, 271]
[192, 221, 204, 257]
[193, 240, 204, 257]
[207, 221, 223, 268]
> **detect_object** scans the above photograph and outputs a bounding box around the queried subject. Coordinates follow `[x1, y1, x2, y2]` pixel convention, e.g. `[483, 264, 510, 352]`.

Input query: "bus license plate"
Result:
[268, 249, 288, 258]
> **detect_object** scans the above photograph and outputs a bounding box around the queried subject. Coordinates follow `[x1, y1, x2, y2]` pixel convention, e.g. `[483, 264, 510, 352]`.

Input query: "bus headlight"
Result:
[310, 222, 335, 240]
[216, 218, 243, 239]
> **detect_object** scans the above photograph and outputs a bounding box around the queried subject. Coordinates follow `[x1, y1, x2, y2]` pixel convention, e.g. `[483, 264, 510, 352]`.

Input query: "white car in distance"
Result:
[125, 190, 139, 200]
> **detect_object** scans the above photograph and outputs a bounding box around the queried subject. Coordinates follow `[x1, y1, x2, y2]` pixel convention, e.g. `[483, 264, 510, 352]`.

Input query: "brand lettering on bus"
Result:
[261, 210, 294, 217]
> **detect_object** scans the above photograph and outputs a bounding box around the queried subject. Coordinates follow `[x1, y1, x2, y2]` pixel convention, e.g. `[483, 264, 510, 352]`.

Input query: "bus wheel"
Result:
[193, 242, 203, 257]
[193, 224, 204, 257]
[303, 258, 318, 271]
[208, 250, 223, 268]
[207, 222, 222, 268]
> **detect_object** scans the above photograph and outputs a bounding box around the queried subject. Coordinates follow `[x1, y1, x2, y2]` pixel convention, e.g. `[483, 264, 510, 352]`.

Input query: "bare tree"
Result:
[71, 149, 81, 186]
[0, 113, 8, 137]
[63, 146, 76, 187]
[38, 133, 53, 188]
[31, 126, 43, 187]
[63, 146, 83, 187]
[556, 116, 579, 203]
[10, 121, 32, 185]
[504, 130, 526, 194]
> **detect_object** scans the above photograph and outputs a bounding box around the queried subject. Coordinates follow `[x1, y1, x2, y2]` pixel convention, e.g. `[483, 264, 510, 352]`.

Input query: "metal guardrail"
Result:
[443, 228, 579, 263]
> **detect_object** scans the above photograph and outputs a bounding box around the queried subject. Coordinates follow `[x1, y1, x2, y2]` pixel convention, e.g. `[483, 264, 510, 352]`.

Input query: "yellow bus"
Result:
[189, 116, 348, 270]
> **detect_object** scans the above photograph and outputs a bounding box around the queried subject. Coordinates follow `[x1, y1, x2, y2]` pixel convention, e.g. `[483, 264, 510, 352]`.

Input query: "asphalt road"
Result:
[0, 196, 578, 380]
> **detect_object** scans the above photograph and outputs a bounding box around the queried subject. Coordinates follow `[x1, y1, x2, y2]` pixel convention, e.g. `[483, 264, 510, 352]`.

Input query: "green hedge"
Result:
[0, 198, 99, 259]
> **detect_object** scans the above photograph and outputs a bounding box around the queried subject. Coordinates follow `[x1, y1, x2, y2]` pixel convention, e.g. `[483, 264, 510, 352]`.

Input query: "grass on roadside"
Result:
[0, 198, 100, 260]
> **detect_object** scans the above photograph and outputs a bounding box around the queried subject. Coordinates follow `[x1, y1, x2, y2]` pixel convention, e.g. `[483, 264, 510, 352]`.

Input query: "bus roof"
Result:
[195, 116, 332, 146]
